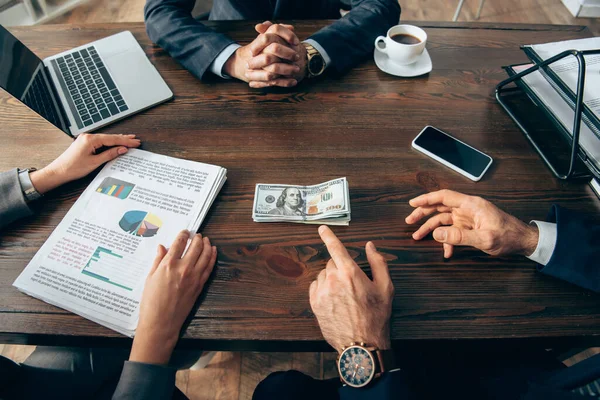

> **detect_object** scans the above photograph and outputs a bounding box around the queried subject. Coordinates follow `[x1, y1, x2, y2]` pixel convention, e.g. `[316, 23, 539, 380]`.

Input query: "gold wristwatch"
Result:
[302, 43, 326, 78]
[337, 342, 396, 388]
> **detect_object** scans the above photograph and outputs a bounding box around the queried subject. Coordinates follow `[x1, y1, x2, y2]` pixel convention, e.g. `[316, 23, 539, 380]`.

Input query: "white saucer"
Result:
[374, 47, 432, 77]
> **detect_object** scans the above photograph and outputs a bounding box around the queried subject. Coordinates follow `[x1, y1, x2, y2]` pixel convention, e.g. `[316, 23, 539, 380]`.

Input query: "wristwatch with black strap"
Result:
[337, 342, 397, 388]
[302, 43, 326, 78]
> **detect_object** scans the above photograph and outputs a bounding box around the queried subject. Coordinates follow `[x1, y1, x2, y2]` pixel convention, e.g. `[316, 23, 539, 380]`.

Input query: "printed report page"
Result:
[14, 149, 224, 334]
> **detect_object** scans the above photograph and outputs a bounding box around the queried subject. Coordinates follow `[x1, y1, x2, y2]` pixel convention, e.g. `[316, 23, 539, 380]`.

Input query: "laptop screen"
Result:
[0, 25, 68, 133]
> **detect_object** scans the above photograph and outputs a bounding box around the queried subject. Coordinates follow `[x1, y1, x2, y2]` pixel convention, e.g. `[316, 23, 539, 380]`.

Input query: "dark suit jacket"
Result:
[536, 205, 599, 293]
[143, 0, 401, 80]
[338, 205, 600, 400]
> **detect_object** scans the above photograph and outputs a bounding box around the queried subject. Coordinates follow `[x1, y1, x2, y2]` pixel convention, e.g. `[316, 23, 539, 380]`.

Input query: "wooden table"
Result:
[1, 21, 599, 350]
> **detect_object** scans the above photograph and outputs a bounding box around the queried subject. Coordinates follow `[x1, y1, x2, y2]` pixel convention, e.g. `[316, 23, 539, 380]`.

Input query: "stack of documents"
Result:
[508, 38, 600, 173]
[13, 149, 226, 337]
[252, 178, 351, 226]
[523, 38, 600, 135]
[591, 178, 600, 199]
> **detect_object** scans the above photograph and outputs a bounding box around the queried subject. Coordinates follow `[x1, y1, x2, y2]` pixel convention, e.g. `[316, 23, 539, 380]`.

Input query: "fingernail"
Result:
[118, 147, 128, 155]
[295, 54, 300, 61]
[245, 72, 250, 78]
[212, 246, 217, 253]
[412, 232, 419, 240]
[294, 65, 300, 72]
[433, 229, 447, 242]
[246, 62, 250, 68]
[127, 134, 136, 138]
[290, 80, 297, 86]
[318, 225, 327, 234]
[368, 241, 377, 251]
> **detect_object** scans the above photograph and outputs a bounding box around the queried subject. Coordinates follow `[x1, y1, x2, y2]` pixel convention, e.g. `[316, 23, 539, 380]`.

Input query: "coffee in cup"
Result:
[374, 25, 427, 65]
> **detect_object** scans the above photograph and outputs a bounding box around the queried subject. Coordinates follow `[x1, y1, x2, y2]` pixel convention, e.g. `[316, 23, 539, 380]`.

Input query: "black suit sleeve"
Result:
[308, 0, 400, 74]
[144, 0, 236, 80]
[537, 205, 600, 293]
[339, 370, 417, 400]
[112, 361, 176, 400]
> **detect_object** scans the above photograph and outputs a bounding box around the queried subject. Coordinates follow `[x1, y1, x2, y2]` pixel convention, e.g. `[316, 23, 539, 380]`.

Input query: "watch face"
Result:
[308, 55, 325, 76]
[338, 346, 376, 388]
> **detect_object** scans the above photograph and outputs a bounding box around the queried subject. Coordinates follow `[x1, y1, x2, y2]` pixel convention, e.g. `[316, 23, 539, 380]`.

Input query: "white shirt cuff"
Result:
[303, 39, 331, 70]
[209, 44, 241, 79]
[526, 221, 558, 266]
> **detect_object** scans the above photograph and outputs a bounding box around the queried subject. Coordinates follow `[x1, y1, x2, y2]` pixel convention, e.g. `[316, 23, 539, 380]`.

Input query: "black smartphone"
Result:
[412, 126, 493, 181]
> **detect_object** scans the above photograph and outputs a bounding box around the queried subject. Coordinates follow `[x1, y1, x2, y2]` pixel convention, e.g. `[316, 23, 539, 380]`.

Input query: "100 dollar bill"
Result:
[253, 178, 349, 222]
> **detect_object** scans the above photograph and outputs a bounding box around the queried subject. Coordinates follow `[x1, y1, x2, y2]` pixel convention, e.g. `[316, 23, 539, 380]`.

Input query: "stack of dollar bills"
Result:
[252, 178, 351, 226]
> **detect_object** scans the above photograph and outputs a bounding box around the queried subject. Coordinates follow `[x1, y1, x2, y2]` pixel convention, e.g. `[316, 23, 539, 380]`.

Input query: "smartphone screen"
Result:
[413, 126, 492, 180]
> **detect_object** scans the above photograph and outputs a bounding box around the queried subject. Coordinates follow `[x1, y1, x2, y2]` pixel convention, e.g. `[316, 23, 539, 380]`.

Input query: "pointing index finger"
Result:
[318, 225, 355, 269]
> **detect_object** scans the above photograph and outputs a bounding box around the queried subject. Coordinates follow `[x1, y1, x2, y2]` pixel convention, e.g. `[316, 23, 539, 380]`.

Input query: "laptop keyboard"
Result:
[23, 71, 62, 128]
[50, 46, 128, 129]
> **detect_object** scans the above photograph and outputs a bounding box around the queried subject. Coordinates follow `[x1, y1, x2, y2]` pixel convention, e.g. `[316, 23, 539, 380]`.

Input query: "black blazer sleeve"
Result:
[112, 361, 176, 400]
[309, 0, 400, 74]
[537, 205, 600, 293]
[339, 370, 417, 400]
[144, 0, 236, 80]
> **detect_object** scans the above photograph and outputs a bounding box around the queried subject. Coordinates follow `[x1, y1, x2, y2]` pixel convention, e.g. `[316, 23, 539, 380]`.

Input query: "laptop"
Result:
[0, 25, 173, 137]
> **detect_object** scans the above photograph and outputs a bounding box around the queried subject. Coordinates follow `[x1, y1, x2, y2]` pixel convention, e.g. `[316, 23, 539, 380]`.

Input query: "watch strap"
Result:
[374, 349, 396, 375]
[305, 44, 319, 58]
[18, 168, 42, 203]
[303, 43, 326, 78]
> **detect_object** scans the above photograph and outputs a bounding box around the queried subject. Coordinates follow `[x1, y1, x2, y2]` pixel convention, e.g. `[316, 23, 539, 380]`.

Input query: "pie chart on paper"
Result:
[119, 210, 162, 237]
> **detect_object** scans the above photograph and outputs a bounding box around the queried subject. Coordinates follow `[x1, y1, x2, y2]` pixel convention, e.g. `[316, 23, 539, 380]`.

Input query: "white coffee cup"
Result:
[374, 25, 427, 65]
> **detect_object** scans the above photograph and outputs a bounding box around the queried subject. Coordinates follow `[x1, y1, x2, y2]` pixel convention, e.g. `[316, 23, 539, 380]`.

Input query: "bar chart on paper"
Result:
[96, 177, 135, 200]
[82, 247, 146, 291]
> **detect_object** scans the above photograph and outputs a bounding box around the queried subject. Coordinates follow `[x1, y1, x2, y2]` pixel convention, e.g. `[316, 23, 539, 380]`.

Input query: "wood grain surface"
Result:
[1, 21, 599, 350]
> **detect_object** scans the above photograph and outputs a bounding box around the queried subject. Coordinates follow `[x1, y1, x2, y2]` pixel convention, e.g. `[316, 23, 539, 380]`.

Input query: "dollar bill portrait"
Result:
[268, 187, 305, 216]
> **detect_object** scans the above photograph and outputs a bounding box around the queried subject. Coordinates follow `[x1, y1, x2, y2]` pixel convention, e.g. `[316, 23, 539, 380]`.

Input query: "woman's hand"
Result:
[130, 231, 217, 365]
[30, 133, 140, 194]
